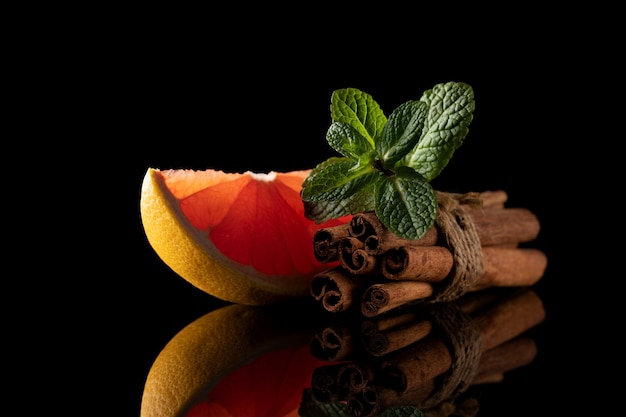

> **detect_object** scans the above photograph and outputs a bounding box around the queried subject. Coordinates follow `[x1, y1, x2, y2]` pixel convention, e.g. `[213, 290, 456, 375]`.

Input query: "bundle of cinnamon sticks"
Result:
[308, 288, 545, 417]
[310, 190, 547, 316]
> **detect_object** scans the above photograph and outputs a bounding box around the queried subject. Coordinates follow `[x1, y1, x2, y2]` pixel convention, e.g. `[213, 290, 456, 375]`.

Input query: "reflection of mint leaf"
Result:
[302, 81, 475, 240]
[298, 388, 426, 417]
[377, 406, 426, 416]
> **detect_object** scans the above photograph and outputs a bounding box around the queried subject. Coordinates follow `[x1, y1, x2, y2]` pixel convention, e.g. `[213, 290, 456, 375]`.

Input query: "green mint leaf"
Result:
[331, 88, 387, 148]
[377, 100, 428, 169]
[304, 185, 377, 222]
[375, 166, 438, 240]
[402, 81, 475, 181]
[301, 157, 380, 203]
[326, 121, 375, 162]
[304, 82, 476, 240]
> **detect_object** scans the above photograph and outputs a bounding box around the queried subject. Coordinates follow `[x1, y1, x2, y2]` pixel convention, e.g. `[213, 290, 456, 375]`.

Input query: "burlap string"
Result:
[429, 191, 484, 302]
[420, 302, 483, 411]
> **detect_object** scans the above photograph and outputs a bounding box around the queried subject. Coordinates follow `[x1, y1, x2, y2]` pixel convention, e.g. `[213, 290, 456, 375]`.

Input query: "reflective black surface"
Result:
[141, 287, 545, 416]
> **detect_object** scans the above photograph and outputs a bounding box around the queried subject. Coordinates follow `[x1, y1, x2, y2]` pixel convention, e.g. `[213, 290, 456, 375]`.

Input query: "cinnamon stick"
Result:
[381, 246, 454, 281]
[345, 203, 539, 255]
[360, 252, 546, 318]
[312, 189, 535, 267]
[363, 226, 439, 256]
[313, 224, 352, 263]
[348, 211, 383, 240]
[361, 281, 434, 317]
[474, 189, 508, 208]
[381, 246, 547, 286]
[472, 247, 548, 290]
[310, 266, 378, 313]
[339, 237, 378, 274]
[469, 207, 540, 247]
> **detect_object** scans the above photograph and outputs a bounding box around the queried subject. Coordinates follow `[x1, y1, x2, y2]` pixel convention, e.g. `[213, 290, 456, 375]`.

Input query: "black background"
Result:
[36, 15, 617, 416]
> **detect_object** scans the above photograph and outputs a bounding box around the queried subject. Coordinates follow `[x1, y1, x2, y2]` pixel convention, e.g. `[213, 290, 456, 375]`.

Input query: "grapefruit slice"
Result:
[140, 303, 329, 417]
[140, 167, 350, 305]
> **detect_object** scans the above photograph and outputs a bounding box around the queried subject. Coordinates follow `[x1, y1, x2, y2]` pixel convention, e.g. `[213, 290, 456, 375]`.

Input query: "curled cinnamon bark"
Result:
[310, 267, 357, 313]
[381, 246, 454, 281]
[339, 237, 378, 274]
[311, 189, 546, 315]
[380, 246, 547, 286]
[313, 224, 351, 263]
[361, 281, 434, 317]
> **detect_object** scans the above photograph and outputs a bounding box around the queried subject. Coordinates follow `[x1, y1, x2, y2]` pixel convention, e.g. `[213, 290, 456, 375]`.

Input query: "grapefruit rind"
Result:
[140, 168, 310, 305]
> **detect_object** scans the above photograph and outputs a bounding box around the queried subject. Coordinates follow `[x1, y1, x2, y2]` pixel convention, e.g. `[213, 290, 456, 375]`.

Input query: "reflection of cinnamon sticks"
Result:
[310, 288, 545, 417]
[310, 190, 547, 315]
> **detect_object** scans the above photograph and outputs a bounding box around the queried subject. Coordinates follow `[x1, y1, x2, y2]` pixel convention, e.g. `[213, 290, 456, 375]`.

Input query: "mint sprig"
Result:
[301, 81, 475, 240]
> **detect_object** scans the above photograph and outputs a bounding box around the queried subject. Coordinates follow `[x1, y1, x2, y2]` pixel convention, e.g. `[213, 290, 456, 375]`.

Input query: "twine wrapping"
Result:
[429, 191, 484, 302]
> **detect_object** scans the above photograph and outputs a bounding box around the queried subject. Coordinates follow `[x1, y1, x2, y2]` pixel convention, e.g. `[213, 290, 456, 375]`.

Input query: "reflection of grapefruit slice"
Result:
[140, 168, 351, 305]
[140, 303, 329, 417]
[187, 346, 320, 417]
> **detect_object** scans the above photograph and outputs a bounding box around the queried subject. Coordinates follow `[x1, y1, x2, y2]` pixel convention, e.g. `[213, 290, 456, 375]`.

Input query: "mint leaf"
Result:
[301, 157, 380, 203]
[326, 121, 375, 163]
[331, 88, 387, 148]
[375, 166, 437, 240]
[402, 81, 475, 181]
[377, 100, 428, 169]
[304, 185, 377, 222]
[303, 82, 475, 241]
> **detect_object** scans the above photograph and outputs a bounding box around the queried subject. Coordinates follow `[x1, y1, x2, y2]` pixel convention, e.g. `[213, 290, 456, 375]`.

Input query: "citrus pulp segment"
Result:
[140, 167, 350, 305]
